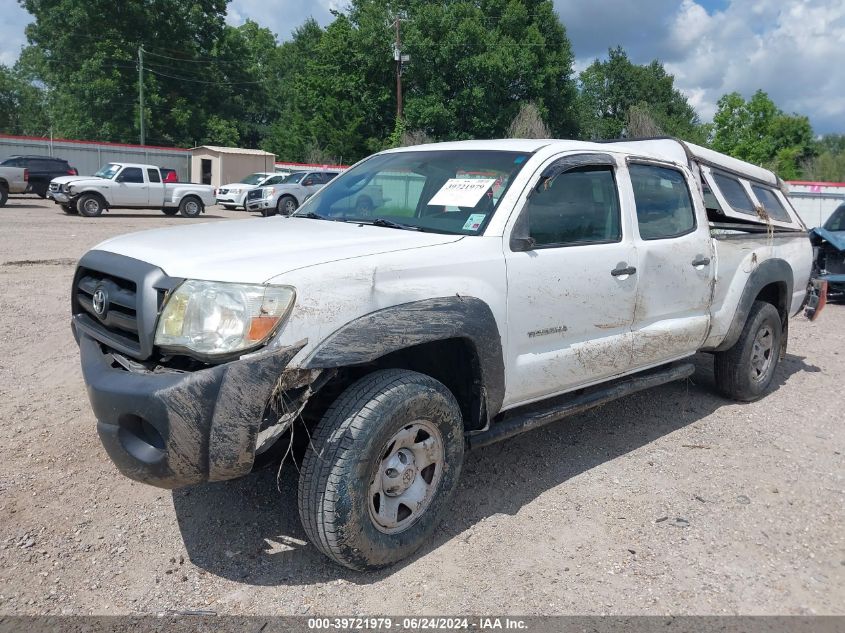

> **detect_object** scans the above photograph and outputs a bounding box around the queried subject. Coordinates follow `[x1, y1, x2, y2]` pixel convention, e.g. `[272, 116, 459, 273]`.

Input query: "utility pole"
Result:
[138, 46, 145, 146]
[393, 14, 410, 121]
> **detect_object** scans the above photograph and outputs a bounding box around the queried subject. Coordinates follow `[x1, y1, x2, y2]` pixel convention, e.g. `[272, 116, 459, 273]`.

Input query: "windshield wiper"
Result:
[361, 218, 424, 232]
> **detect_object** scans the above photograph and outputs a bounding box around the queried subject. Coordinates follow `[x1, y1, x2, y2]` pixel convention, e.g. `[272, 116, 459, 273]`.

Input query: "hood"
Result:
[91, 216, 463, 282]
[810, 227, 845, 252]
[51, 175, 105, 186]
[220, 182, 260, 190]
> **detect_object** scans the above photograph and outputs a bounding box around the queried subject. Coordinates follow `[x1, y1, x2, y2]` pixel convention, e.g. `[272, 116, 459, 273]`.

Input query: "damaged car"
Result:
[810, 203, 845, 301]
[71, 138, 817, 570]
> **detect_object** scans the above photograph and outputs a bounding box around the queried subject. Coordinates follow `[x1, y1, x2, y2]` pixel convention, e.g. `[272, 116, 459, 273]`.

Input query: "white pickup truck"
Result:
[0, 164, 29, 207]
[48, 163, 215, 217]
[71, 138, 821, 570]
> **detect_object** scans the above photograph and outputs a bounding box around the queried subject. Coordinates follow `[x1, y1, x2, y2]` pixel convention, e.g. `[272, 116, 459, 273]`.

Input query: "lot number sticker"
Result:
[428, 178, 496, 208]
[462, 213, 487, 232]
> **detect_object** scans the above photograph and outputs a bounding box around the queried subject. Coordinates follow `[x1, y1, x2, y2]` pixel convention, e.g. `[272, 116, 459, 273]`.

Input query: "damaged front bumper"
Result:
[79, 332, 305, 489]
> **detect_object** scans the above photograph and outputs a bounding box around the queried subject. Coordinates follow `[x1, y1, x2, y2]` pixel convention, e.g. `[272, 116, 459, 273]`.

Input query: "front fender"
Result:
[303, 296, 506, 417]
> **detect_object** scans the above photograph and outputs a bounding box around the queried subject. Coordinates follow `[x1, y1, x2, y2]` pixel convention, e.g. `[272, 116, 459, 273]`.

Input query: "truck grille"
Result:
[72, 251, 179, 361]
[247, 188, 264, 201]
[49, 182, 61, 193]
[76, 271, 140, 345]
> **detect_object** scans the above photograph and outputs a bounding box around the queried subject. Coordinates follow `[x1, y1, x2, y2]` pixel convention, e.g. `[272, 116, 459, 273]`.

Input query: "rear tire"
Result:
[714, 300, 783, 402]
[0, 185, 8, 208]
[77, 193, 104, 217]
[179, 196, 203, 218]
[298, 369, 464, 571]
[162, 207, 179, 216]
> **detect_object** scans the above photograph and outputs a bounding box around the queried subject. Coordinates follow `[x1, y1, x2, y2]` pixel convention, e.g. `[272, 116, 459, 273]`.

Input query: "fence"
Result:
[0, 134, 192, 181]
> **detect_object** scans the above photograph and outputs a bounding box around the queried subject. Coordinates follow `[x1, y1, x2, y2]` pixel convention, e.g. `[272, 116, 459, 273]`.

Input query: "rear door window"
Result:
[629, 164, 696, 240]
[751, 185, 791, 222]
[712, 173, 756, 215]
[147, 168, 161, 183]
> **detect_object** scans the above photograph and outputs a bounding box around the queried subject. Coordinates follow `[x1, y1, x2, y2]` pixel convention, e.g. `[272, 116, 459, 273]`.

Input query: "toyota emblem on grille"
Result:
[91, 286, 109, 318]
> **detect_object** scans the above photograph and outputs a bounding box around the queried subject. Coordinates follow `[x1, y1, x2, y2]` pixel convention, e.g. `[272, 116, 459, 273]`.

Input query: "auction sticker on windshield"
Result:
[429, 178, 496, 207]
[462, 213, 487, 231]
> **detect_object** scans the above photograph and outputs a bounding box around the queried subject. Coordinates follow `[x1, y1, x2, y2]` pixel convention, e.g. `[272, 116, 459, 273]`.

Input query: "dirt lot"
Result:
[0, 196, 842, 616]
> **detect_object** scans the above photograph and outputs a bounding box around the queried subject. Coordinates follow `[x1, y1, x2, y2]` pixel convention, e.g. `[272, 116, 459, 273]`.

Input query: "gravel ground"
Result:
[0, 196, 842, 616]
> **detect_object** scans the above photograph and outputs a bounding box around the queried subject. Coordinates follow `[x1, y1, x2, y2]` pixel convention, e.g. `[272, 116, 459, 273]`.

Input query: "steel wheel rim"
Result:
[84, 198, 100, 213]
[185, 200, 199, 215]
[284, 199, 296, 214]
[750, 324, 774, 382]
[368, 420, 445, 535]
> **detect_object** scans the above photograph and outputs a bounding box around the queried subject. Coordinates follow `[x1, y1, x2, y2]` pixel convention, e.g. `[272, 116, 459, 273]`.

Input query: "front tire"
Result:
[61, 203, 78, 215]
[179, 196, 203, 218]
[222, 204, 236, 210]
[77, 193, 104, 217]
[714, 300, 783, 401]
[279, 195, 298, 216]
[298, 369, 464, 571]
[0, 185, 8, 207]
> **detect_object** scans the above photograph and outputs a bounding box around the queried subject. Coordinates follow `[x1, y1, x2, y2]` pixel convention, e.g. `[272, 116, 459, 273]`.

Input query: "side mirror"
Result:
[510, 236, 536, 252]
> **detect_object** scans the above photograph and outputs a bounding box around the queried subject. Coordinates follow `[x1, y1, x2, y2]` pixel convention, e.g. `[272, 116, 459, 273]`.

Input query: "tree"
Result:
[507, 102, 551, 139]
[0, 62, 49, 135]
[711, 90, 814, 179]
[265, 0, 579, 162]
[578, 47, 704, 143]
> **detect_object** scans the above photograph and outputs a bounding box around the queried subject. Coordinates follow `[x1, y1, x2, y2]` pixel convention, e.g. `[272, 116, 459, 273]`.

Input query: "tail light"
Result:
[805, 279, 828, 321]
[23, 169, 29, 181]
[68, 168, 78, 175]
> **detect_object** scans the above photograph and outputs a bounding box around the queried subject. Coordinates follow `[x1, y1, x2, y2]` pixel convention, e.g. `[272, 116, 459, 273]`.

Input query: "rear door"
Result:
[146, 168, 165, 206]
[112, 167, 148, 206]
[624, 160, 714, 368]
[503, 153, 639, 407]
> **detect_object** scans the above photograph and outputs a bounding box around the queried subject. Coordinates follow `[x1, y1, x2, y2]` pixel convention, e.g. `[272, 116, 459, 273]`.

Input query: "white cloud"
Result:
[561, 0, 845, 132]
[0, 1, 31, 67]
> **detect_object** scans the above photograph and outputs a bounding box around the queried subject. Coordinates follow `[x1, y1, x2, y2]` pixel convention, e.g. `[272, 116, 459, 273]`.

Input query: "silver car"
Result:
[245, 171, 339, 216]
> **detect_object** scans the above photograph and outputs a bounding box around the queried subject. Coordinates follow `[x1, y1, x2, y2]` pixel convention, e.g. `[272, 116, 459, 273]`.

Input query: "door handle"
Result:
[691, 257, 711, 267]
[611, 265, 637, 277]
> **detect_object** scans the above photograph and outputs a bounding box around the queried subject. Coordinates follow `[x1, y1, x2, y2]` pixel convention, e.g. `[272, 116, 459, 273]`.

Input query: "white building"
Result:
[787, 181, 845, 228]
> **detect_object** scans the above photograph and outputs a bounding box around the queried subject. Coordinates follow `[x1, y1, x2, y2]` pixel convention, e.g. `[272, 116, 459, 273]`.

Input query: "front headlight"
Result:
[263, 187, 275, 198]
[230, 188, 242, 195]
[154, 280, 295, 358]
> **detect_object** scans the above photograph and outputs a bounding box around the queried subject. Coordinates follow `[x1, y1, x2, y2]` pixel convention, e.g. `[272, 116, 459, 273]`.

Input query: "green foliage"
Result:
[0, 62, 49, 135]
[711, 90, 814, 179]
[578, 47, 704, 143]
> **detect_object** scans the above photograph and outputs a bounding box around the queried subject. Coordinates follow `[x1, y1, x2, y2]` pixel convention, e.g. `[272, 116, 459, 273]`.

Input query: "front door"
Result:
[113, 167, 148, 206]
[503, 153, 639, 408]
[624, 161, 714, 368]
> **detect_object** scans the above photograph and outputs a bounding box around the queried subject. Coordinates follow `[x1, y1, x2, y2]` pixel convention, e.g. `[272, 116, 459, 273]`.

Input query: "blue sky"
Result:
[3, 0, 844, 134]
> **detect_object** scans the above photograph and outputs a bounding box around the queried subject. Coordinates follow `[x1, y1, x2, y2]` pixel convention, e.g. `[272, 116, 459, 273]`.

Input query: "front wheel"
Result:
[714, 300, 783, 401]
[77, 193, 104, 217]
[298, 369, 464, 570]
[279, 195, 298, 216]
[61, 204, 78, 215]
[221, 204, 236, 210]
[0, 185, 8, 207]
[179, 196, 203, 218]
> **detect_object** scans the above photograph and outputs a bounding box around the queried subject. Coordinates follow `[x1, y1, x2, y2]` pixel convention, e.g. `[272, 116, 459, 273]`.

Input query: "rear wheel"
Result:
[279, 195, 298, 216]
[179, 196, 203, 218]
[77, 193, 104, 217]
[0, 184, 8, 208]
[714, 300, 783, 401]
[298, 369, 464, 571]
[162, 207, 179, 216]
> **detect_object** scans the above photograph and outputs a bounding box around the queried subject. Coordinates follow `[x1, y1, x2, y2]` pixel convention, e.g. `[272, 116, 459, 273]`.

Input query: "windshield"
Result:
[293, 150, 531, 234]
[824, 205, 845, 231]
[94, 163, 121, 179]
[283, 172, 306, 184]
[239, 173, 270, 185]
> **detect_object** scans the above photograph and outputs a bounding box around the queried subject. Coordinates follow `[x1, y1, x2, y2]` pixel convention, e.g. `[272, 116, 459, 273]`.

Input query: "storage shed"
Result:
[190, 146, 276, 188]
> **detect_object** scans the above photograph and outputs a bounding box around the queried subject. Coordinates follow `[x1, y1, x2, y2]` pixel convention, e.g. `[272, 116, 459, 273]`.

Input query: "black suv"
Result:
[0, 155, 78, 198]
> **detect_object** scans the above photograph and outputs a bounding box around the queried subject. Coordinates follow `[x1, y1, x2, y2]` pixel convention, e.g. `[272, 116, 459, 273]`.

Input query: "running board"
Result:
[468, 362, 695, 450]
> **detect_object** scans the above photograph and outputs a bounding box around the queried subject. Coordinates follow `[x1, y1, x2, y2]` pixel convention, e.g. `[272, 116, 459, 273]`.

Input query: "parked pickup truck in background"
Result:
[0, 164, 28, 207]
[71, 138, 817, 571]
[48, 163, 216, 217]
